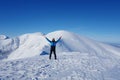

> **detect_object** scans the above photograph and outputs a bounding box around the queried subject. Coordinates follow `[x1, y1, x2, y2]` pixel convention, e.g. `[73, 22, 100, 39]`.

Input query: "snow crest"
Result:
[0, 30, 120, 60]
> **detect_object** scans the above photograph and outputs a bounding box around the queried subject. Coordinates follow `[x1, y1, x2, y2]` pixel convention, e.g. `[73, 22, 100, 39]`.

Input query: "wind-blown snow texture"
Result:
[0, 30, 120, 80]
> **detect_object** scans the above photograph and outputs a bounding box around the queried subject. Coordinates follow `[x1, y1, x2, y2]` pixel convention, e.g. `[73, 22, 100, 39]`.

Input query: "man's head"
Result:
[52, 38, 55, 42]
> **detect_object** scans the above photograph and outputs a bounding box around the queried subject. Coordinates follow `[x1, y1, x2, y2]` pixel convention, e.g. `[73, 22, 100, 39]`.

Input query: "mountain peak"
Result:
[46, 30, 77, 39]
[0, 35, 9, 40]
[49, 30, 74, 35]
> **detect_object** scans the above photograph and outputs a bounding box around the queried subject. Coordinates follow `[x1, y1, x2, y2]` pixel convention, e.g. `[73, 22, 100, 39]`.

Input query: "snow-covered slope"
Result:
[0, 35, 19, 59]
[0, 30, 120, 80]
[46, 31, 120, 55]
[7, 32, 48, 60]
[0, 52, 120, 80]
[0, 30, 120, 60]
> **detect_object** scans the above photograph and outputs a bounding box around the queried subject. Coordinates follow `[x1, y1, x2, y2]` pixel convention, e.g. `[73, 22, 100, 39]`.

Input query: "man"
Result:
[44, 36, 62, 60]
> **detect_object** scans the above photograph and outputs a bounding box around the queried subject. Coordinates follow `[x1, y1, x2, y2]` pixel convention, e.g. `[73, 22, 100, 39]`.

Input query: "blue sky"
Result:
[0, 0, 120, 43]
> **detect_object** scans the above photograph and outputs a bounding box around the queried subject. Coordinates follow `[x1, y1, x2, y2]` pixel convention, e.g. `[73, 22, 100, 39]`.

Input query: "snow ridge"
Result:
[0, 30, 120, 60]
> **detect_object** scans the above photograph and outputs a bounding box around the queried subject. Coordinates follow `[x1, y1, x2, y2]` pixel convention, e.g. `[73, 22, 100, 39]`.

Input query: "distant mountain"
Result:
[0, 30, 120, 60]
[107, 43, 120, 48]
[0, 35, 9, 40]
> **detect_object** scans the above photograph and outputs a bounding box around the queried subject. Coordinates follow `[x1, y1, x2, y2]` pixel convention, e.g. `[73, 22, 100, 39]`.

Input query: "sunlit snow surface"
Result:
[0, 30, 120, 80]
[0, 52, 120, 80]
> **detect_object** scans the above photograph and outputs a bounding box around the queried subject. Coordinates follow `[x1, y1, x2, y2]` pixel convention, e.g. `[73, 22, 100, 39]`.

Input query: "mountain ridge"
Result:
[0, 30, 120, 60]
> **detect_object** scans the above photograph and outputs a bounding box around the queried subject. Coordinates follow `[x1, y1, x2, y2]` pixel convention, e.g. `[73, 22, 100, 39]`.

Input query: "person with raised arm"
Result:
[44, 36, 62, 60]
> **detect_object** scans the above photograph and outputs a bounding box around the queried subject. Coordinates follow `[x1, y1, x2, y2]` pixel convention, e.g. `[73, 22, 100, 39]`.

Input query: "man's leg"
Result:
[49, 49, 52, 60]
[53, 49, 57, 60]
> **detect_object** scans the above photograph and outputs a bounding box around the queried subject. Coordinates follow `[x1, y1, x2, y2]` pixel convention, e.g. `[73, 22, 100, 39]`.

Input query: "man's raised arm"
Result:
[56, 36, 62, 43]
[44, 36, 51, 43]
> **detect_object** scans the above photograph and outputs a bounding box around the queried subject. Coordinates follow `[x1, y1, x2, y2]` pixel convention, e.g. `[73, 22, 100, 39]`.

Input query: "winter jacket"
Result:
[45, 37, 61, 46]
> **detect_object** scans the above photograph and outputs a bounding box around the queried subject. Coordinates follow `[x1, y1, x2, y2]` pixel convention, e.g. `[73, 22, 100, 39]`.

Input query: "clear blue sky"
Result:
[0, 0, 120, 43]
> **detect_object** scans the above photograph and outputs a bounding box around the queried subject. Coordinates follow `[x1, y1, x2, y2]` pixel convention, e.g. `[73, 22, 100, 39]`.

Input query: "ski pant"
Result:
[49, 46, 57, 59]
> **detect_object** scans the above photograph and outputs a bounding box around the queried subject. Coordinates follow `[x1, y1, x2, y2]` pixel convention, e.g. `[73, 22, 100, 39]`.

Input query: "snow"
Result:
[0, 30, 120, 60]
[0, 52, 120, 80]
[6, 32, 48, 60]
[0, 37, 19, 59]
[0, 30, 120, 80]
[0, 35, 9, 40]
